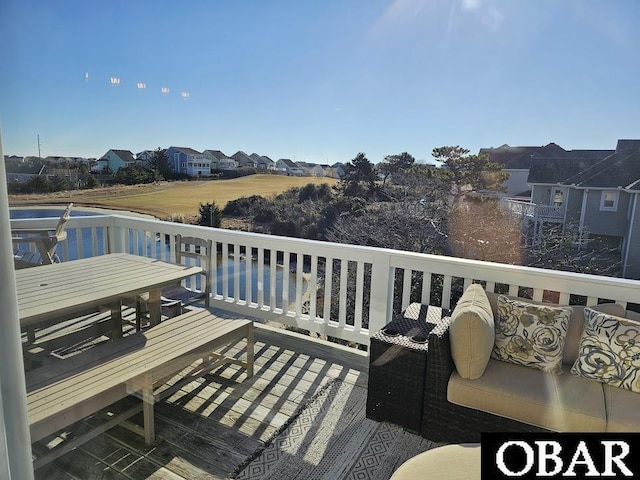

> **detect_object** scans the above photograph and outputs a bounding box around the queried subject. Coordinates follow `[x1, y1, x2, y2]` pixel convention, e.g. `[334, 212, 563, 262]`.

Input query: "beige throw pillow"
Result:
[492, 295, 572, 374]
[571, 307, 640, 393]
[449, 284, 494, 379]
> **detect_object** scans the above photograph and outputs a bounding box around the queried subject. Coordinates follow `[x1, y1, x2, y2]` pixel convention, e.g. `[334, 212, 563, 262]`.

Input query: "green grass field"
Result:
[10, 175, 339, 219]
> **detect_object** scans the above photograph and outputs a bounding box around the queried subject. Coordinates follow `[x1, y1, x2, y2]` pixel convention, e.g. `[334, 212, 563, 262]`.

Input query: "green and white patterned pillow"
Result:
[571, 307, 640, 393]
[491, 295, 572, 374]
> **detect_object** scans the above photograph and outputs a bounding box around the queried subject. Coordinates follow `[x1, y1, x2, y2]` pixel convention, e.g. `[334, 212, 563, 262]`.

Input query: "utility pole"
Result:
[37, 134, 42, 158]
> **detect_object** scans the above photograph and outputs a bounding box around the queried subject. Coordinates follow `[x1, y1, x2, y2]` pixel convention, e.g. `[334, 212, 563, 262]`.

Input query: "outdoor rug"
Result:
[232, 380, 441, 480]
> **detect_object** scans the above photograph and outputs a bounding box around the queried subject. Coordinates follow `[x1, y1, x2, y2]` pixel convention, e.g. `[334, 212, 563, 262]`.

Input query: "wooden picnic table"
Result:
[16, 253, 203, 339]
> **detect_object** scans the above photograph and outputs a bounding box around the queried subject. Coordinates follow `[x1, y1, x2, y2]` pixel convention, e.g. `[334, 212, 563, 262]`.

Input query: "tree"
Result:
[115, 164, 156, 185]
[85, 175, 98, 189]
[432, 146, 509, 199]
[147, 148, 171, 179]
[377, 152, 415, 187]
[198, 202, 222, 227]
[337, 152, 378, 198]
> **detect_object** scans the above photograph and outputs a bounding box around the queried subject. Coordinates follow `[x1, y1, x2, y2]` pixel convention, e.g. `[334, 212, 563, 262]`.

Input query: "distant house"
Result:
[231, 151, 256, 168]
[481, 143, 613, 197]
[249, 153, 267, 170]
[136, 150, 155, 162]
[327, 162, 346, 179]
[203, 150, 238, 170]
[501, 139, 640, 279]
[44, 156, 74, 166]
[5, 155, 25, 164]
[276, 158, 303, 176]
[165, 147, 211, 176]
[260, 155, 276, 171]
[296, 162, 325, 177]
[97, 149, 137, 172]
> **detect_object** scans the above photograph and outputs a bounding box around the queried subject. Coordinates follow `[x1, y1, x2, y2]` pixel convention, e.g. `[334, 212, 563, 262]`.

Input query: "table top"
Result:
[16, 253, 203, 327]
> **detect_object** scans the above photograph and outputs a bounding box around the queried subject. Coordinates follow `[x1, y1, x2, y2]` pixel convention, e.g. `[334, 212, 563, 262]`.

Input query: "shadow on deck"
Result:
[30, 307, 438, 479]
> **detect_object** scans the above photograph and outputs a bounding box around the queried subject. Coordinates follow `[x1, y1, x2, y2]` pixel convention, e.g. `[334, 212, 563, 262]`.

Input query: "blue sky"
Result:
[1, 0, 639, 164]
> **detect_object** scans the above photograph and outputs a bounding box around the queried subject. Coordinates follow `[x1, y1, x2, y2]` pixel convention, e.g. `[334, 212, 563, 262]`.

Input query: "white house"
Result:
[203, 150, 238, 170]
[97, 149, 137, 172]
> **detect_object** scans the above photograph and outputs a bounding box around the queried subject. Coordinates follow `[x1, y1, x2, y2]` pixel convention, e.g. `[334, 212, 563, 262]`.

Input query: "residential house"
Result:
[44, 156, 74, 166]
[326, 162, 346, 179]
[4, 155, 25, 164]
[275, 158, 303, 176]
[97, 149, 137, 172]
[136, 150, 155, 162]
[296, 162, 325, 177]
[249, 153, 268, 170]
[231, 151, 256, 168]
[480, 143, 613, 197]
[203, 150, 238, 170]
[503, 139, 640, 279]
[165, 147, 211, 176]
[260, 155, 276, 171]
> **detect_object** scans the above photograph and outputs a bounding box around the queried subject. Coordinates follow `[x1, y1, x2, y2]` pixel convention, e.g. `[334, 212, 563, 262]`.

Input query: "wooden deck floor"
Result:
[30, 309, 430, 480]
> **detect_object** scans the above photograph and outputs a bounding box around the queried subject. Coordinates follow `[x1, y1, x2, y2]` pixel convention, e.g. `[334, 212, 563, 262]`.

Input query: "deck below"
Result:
[31, 311, 439, 479]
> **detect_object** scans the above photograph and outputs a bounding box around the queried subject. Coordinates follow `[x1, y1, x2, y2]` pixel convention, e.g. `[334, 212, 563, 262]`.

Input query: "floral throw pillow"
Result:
[571, 307, 640, 393]
[491, 295, 572, 374]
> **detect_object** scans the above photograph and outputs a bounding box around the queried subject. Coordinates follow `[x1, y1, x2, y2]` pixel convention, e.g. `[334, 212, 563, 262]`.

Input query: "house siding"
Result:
[565, 188, 583, 224]
[625, 194, 640, 279]
[504, 169, 530, 196]
[582, 189, 630, 237]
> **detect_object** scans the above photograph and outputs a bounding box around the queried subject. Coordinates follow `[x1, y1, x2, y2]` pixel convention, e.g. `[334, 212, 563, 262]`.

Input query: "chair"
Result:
[13, 203, 73, 268]
[135, 234, 213, 330]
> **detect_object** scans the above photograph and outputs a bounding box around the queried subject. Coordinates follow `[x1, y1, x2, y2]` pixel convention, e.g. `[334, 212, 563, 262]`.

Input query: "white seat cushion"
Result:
[448, 358, 607, 431]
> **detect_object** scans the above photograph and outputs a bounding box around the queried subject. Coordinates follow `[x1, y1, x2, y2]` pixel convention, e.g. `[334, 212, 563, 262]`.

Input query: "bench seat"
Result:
[26, 307, 253, 469]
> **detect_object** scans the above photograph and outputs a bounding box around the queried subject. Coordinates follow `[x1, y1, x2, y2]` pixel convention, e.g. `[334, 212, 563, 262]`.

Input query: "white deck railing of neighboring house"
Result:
[500, 198, 565, 222]
[11, 214, 640, 346]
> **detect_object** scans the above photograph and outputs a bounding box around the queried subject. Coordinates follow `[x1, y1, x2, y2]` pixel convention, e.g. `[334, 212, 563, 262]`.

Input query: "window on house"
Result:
[600, 191, 619, 211]
[552, 188, 564, 207]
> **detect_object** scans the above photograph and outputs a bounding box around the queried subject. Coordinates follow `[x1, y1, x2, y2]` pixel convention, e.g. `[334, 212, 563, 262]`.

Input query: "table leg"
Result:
[148, 289, 161, 327]
[142, 383, 155, 444]
[110, 301, 123, 339]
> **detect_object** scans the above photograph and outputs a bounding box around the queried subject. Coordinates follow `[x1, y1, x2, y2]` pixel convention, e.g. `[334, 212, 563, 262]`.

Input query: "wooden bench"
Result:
[26, 307, 254, 469]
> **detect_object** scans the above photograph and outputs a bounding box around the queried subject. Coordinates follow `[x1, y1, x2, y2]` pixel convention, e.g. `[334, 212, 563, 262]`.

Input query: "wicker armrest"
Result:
[424, 316, 456, 416]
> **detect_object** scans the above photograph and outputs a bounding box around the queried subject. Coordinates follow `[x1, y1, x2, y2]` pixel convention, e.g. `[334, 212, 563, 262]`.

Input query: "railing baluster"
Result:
[354, 261, 365, 333]
[339, 259, 348, 330]
[442, 275, 452, 309]
[402, 268, 412, 311]
[270, 249, 277, 310]
[532, 288, 544, 302]
[421, 271, 432, 305]
[91, 227, 99, 257]
[323, 257, 333, 323]
[245, 245, 252, 305]
[283, 251, 290, 314]
[310, 255, 318, 322]
[258, 248, 265, 309]
[222, 243, 229, 300]
[234, 243, 240, 303]
[295, 254, 303, 318]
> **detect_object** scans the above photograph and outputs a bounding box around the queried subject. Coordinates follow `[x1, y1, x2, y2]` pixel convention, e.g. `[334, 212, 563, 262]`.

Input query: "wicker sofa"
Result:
[421, 285, 640, 443]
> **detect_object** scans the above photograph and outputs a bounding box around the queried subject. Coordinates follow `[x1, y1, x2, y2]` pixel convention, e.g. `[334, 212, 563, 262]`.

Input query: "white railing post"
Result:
[368, 252, 393, 335]
[107, 217, 127, 254]
[0, 131, 35, 479]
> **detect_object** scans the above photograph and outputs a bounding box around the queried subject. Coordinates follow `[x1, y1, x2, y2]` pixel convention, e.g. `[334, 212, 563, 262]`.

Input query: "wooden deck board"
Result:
[33, 316, 432, 480]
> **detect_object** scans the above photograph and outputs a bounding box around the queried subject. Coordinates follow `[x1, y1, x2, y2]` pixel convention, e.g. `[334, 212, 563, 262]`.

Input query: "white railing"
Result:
[500, 199, 565, 222]
[11, 214, 640, 346]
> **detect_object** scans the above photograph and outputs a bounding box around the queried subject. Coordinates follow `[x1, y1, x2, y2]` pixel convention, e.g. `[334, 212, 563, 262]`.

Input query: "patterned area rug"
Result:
[232, 380, 440, 480]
